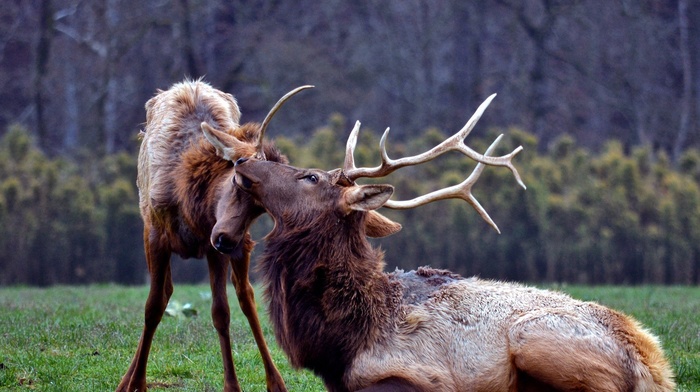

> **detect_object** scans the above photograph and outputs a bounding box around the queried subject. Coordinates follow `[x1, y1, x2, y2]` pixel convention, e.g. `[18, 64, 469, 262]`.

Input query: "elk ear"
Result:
[365, 211, 402, 238]
[201, 122, 248, 161]
[342, 184, 394, 214]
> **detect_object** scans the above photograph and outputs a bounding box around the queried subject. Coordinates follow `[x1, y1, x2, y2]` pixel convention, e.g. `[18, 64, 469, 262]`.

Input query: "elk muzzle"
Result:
[212, 232, 237, 254]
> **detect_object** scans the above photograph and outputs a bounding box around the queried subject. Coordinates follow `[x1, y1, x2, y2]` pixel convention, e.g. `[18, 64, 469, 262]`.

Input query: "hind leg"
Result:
[508, 312, 635, 392]
[229, 234, 286, 392]
[117, 226, 174, 391]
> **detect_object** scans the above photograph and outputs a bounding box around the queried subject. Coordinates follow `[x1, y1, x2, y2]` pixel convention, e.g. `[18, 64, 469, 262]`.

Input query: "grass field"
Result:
[0, 284, 698, 391]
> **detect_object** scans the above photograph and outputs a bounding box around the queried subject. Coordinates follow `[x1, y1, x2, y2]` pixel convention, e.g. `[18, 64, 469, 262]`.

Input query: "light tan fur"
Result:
[139, 79, 242, 217]
[347, 277, 675, 392]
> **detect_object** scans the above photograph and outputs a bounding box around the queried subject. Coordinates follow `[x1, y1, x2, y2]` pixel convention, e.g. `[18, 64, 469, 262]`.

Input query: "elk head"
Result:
[232, 157, 395, 235]
[201, 85, 313, 254]
[234, 94, 525, 235]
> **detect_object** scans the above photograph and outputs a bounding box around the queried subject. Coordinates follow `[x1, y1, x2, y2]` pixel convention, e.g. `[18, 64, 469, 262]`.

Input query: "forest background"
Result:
[2, 0, 700, 286]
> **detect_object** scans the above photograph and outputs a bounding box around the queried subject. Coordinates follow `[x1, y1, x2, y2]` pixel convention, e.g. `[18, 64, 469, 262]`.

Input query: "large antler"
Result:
[340, 94, 526, 233]
[255, 85, 314, 160]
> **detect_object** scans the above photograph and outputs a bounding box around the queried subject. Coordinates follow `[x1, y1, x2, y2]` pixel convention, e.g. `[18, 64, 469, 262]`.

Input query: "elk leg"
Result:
[206, 248, 242, 392]
[230, 233, 287, 392]
[508, 313, 634, 392]
[117, 227, 173, 392]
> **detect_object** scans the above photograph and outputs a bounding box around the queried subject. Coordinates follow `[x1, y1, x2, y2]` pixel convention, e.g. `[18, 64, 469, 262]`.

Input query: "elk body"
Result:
[226, 96, 675, 391]
[117, 79, 309, 392]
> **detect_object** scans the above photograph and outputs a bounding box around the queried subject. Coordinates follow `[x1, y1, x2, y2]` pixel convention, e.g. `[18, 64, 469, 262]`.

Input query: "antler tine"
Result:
[255, 85, 314, 160]
[342, 94, 526, 189]
[384, 135, 506, 233]
[342, 121, 394, 178]
[343, 120, 362, 173]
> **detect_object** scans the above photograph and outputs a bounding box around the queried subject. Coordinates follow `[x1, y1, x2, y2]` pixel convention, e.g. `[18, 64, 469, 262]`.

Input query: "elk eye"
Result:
[303, 174, 318, 184]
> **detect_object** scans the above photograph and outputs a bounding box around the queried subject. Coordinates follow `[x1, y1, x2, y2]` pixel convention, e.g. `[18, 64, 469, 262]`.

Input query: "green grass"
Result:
[0, 284, 323, 391]
[0, 284, 698, 391]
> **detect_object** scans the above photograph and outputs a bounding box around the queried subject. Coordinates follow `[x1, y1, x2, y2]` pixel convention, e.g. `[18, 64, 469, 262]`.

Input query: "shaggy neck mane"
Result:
[259, 209, 400, 390]
[169, 129, 282, 258]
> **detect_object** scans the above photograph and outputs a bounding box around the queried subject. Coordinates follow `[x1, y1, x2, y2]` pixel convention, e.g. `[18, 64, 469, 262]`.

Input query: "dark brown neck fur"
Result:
[259, 209, 402, 391]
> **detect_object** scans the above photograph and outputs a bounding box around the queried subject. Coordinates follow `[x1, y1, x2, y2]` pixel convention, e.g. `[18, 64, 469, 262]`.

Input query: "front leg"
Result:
[206, 248, 243, 392]
[230, 234, 287, 392]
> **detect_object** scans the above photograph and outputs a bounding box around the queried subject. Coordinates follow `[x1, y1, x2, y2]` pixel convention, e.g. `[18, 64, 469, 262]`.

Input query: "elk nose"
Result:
[235, 157, 248, 166]
[213, 233, 236, 254]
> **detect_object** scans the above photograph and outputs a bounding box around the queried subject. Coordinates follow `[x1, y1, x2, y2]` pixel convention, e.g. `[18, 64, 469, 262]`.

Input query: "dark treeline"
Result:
[1, 120, 699, 286]
[2, 0, 700, 285]
[2, 1, 700, 157]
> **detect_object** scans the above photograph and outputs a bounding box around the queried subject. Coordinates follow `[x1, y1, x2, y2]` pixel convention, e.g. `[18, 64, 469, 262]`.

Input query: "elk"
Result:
[228, 95, 676, 391]
[116, 79, 313, 392]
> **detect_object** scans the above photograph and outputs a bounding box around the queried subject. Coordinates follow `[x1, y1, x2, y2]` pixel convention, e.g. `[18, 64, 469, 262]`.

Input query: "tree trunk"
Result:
[178, 0, 200, 78]
[674, 0, 692, 162]
[102, 0, 119, 154]
[34, 0, 53, 152]
[450, 1, 482, 119]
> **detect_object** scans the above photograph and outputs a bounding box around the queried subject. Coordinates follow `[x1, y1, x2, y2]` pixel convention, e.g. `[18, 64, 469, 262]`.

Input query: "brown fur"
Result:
[233, 158, 676, 392]
[117, 80, 287, 392]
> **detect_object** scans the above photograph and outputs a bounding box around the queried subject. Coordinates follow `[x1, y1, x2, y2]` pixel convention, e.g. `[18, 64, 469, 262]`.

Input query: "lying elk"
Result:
[117, 80, 313, 392]
[229, 95, 675, 391]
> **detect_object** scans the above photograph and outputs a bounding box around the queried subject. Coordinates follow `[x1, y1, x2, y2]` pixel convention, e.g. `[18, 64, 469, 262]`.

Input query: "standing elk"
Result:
[227, 95, 675, 391]
[116, 79, 312, 392]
